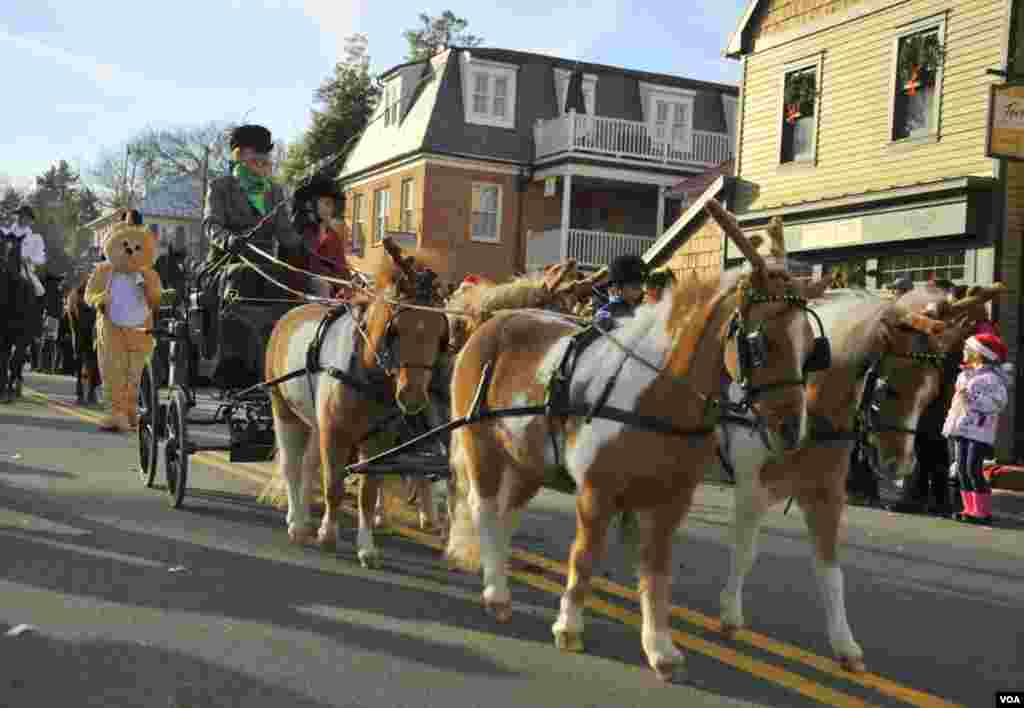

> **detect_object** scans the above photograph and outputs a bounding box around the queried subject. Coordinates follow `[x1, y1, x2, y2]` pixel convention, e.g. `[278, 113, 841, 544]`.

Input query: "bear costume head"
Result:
[102, 222, 158, 276]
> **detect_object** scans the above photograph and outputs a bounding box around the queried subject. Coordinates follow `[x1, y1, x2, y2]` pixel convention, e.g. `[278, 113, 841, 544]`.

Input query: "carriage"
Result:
[135, 237, 452, 509]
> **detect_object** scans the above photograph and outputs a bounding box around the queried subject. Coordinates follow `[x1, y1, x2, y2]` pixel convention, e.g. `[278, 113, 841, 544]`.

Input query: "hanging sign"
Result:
[544, 176, 557, 197]
[987, 84, 1024, 160]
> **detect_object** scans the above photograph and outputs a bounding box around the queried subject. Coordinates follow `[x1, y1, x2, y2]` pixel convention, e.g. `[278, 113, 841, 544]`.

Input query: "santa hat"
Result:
[462, 274, 481, 286]
[965, 333, 1009, 363]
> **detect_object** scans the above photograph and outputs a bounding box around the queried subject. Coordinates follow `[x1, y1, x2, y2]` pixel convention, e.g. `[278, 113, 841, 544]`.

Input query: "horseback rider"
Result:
[2, 205, 47, 297]
[594, 254, 648, 331]
[288, 175, 351, 299]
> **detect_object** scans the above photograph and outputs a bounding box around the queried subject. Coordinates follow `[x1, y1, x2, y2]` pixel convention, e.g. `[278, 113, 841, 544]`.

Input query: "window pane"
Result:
[493, 95, 506, 117]
[473, 94, 488, 114]
[673, 103, 687, 125]
[494, 77, 507, 97]
[656, 101, 668, 122]
[474, 73, 488, 93]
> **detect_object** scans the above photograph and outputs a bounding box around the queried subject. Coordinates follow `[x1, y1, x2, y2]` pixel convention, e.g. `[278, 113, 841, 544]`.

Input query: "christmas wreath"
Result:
[897, 32, 944, 96]
[783, 70, 817, 124]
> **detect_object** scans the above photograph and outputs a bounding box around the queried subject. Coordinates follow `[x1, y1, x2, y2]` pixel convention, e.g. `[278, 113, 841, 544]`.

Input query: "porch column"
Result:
[655, 185, 666, 238]
[559, 172, 572, 261]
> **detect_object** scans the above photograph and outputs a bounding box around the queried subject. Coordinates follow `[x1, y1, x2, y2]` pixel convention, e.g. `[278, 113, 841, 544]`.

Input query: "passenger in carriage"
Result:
[289, 175, 351, 299]
[593, 254, 648, 331]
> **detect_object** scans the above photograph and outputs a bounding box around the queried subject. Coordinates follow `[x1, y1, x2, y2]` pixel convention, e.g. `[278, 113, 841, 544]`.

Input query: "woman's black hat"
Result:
[229, 124, 274, 152]
[294, 174, 342, 203]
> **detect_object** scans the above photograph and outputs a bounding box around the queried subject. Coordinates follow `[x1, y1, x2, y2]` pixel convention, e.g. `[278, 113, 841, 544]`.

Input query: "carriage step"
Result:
[350, 453, 450, 480]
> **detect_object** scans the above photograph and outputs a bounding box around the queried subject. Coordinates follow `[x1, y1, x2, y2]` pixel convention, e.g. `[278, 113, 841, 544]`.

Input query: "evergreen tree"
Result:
[403, 10, 483, 62]
[1, 186, 23, 222]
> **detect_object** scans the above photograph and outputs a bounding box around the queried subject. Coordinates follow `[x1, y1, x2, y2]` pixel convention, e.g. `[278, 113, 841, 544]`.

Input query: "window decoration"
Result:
[783, 69, 816, 125]
[897, 31, 944, 96]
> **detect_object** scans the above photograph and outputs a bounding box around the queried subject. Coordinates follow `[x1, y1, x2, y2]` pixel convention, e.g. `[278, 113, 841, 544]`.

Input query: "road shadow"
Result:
[0, 459, 76, 480]
[0, 413, 102, 436]
[1, 630, 334, 708]
[0, 479, 532, 680]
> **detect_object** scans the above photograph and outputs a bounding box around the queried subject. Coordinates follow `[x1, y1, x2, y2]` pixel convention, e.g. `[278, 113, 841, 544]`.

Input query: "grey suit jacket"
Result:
[203, 175, 301, 256]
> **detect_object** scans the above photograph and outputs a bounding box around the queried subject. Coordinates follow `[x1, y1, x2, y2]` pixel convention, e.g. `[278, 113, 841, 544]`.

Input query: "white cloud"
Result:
[300, 0, 369, 63]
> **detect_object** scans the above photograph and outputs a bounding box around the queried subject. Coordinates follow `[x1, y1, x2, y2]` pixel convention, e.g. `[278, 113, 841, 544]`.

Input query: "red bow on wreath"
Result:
[785, 103, 802, 124]
[904, 65, 921, 96]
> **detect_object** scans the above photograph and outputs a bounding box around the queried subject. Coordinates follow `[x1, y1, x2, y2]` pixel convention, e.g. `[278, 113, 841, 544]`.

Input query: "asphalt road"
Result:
[3, 372, 1023, 708]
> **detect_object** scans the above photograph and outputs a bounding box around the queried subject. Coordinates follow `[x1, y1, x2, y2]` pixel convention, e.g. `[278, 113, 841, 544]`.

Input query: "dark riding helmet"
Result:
[229, 124, 274, 153]
[608, 254, 648, 287]
[294, 174, 342, 204]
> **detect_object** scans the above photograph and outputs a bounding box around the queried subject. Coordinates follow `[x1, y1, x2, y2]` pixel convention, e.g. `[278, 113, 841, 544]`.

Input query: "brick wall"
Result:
[342, 163, 426, 277]
[421, 163, 522, 284]
[522, 179, 563, 235]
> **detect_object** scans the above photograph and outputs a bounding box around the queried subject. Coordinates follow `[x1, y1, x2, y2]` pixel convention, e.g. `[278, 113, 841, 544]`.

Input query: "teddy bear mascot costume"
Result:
[84, 213, 162, 432]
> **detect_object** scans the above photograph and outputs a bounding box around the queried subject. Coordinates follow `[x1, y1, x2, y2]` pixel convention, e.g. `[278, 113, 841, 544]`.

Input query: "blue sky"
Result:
[0, 0, 747, 192]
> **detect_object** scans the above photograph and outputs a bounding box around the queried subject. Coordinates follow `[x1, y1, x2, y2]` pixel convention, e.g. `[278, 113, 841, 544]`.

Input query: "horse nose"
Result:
[396, 383, 429, 415]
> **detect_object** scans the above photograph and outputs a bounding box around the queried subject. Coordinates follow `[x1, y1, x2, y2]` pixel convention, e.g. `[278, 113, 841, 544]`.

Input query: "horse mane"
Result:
[370, 247, 445, 296]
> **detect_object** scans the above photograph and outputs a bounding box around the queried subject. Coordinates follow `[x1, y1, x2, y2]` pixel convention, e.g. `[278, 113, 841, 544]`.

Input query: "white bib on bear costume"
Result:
[109, 273, 149, 327]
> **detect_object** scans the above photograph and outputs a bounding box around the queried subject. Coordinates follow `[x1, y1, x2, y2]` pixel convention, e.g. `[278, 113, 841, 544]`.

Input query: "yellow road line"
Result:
[22, 387, 960, 708]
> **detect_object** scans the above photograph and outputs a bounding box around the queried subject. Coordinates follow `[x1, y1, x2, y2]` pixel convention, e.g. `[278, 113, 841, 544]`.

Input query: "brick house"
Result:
[337, 46, 737, 285]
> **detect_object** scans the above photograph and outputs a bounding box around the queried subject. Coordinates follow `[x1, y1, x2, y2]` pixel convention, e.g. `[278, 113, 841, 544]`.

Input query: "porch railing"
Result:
[534, 111, 732, 167]
[527, 227, 657, 270]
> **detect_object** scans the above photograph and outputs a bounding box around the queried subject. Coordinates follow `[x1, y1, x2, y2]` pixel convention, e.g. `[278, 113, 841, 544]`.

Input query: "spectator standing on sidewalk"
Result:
[942, 333, 1012, 525]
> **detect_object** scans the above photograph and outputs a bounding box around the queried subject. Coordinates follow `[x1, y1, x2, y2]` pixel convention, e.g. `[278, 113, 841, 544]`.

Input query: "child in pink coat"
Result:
[942, 333, 1012, 525]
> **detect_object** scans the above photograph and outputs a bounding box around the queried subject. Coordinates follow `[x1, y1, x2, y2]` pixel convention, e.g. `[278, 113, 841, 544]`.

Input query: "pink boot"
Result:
[972, 492, 993, 525]
[955, 491, 976, 522]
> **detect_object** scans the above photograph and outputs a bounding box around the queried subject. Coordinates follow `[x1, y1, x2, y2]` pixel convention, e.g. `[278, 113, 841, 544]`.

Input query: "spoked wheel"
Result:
[137, 364, 160, 487]
[164, 388, 190, 509]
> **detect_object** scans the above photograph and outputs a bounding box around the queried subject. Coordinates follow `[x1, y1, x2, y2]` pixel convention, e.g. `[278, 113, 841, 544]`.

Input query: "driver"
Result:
[203, 124, 301, 262]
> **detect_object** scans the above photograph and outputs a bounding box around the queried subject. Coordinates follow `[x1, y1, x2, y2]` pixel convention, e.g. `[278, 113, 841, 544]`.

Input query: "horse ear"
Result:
[704, 199, 767, 271]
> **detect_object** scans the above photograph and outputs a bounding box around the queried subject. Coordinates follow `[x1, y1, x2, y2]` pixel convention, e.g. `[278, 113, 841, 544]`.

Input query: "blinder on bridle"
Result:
[375, 269, 449, 373]
[727, 291, 831, 406]
[859, 330, 947, 436]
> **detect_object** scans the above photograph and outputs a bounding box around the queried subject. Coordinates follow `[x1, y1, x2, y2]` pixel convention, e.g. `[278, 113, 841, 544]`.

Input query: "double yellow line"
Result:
[22, 387, 963, 708]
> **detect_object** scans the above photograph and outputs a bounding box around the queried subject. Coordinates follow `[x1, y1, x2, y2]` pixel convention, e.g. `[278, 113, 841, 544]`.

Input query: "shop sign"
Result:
[987, 84, 1024, 161]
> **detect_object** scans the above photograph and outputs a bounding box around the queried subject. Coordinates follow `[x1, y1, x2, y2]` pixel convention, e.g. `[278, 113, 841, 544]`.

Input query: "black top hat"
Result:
[294, 174, 342, 203]
[229, 124, 274, 153]
[608, 254, 648, 286]
[14, 205, 35, 219]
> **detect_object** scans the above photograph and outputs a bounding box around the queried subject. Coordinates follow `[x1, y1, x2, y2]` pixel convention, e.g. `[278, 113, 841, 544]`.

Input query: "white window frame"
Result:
[639, 82, 695, 154]
[400, 178, 415, 232]
[470, 182, 502, 243]
[461, 52, 518, 129]
[553, 68, 598, 116]
[887, 14, 947, 145]
[373, 188, 390, 243]
[776, 52, 824, 167]
[351, 192, 366, 256]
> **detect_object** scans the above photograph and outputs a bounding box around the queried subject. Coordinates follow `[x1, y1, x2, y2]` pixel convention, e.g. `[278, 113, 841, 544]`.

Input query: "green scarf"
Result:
[234, 163, 273, 215]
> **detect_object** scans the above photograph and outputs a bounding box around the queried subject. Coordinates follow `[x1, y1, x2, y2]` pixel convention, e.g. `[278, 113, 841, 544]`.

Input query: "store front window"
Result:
[877, 250, 965, 285]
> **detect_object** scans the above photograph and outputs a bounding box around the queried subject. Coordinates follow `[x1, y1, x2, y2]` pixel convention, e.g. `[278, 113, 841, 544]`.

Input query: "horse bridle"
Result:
[372, 269, 450, 375]
[860, 339, 947, 438]
[726, 289, 831, 411]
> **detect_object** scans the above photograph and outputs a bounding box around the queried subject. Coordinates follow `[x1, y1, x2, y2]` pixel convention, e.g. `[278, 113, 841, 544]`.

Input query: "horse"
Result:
[65, 273, 101, 405]
[265, 238, 451, 567]
[0, 231, 44, 403]
[715, 283, 990, 672]
[443, 200, 828, 681]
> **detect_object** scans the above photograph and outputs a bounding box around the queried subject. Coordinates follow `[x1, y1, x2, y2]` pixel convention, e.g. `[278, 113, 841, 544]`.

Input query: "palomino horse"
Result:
[716, 283, 990, 671]
[265, 238, 450, 567]
[444, 200, 828, 680]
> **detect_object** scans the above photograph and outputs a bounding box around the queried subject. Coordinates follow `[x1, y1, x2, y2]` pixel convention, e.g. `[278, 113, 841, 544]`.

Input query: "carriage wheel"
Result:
[164, 388, 190, 509]
[137, 364, 160, 488]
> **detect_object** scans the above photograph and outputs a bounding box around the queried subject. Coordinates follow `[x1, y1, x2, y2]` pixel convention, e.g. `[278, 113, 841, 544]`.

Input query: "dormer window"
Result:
[554, 68, 597, 115]
[383, 80, 401, 126]
[461, 52, 518, 129]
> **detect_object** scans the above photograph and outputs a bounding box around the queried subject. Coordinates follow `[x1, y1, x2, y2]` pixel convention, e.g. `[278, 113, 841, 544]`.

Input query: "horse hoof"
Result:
[653, 660, 685, 683]
[288, 526, 316, 545]
[553, 630, 584, 653]
[358, 549, 381, 569]
[483, 598, 512, 623]
[839, 655, 866, 673]
[317, 533, 337, 553]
